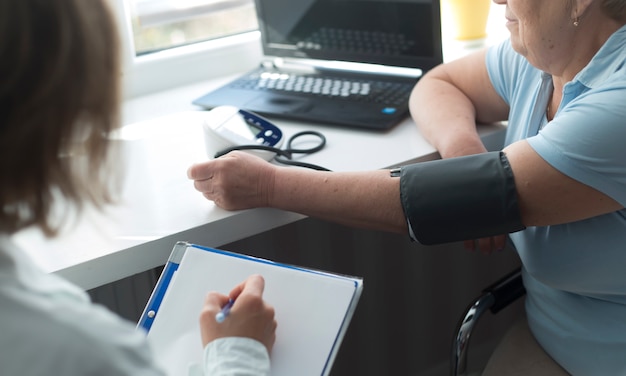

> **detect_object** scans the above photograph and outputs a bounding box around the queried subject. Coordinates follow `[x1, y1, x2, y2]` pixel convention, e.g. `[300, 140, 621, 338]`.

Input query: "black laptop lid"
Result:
[254, 0, 443, 71]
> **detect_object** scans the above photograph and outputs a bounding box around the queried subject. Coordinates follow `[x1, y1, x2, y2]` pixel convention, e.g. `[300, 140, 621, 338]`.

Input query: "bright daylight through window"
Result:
[128, 0, 258, 55]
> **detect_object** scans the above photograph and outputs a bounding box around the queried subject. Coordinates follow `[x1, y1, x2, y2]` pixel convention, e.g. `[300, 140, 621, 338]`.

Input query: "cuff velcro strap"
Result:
[399, 151, 525, 245]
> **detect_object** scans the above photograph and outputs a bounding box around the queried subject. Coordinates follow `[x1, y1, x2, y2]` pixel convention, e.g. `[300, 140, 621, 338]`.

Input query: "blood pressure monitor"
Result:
[203, 105, 284, 160]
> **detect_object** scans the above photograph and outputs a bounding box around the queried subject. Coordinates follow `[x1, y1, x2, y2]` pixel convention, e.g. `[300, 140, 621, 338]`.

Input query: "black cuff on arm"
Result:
[399, 151, 526, 245]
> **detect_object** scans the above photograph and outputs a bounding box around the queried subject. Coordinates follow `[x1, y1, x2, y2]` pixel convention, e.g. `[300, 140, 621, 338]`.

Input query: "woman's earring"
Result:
[573, 17, 580, 27]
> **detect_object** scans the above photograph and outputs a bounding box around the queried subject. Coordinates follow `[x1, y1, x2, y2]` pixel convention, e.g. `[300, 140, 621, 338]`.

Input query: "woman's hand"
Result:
[187, 151, 277, 211]
[199, 274, 277, 353]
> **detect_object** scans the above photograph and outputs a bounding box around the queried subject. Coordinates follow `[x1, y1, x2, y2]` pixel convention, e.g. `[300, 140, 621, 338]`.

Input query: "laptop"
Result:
[192, 0, 443, 131]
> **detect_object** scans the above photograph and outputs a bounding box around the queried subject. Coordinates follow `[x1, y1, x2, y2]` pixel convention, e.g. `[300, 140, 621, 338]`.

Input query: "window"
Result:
[108, 0, 262, 99]
[128, 0, 258, 55]
[109, 0, 507, 100]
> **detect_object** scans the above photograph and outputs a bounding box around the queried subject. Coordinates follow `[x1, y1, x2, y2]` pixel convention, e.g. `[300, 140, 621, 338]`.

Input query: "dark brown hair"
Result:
[0, 0, 121, 236]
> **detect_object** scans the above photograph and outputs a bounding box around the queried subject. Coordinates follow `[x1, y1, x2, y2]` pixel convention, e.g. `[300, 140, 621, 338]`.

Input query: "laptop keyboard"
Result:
[297, 28, 416, 56]
[229, 70, 415, 106]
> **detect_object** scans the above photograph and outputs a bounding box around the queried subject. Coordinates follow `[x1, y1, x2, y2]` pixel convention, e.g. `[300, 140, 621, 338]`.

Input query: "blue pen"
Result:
[215, 298, 235, 323]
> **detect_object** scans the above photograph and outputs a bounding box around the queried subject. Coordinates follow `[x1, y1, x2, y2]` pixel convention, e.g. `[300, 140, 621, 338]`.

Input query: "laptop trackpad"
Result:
[245, 95, 313, 114]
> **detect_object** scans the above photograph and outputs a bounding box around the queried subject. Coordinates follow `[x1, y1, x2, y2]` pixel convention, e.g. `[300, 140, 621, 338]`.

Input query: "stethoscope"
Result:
[214, 130, 331, 171]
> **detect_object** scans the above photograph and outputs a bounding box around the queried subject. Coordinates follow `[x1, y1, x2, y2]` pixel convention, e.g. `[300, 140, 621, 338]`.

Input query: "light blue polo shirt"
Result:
[486, 25, 626, 374]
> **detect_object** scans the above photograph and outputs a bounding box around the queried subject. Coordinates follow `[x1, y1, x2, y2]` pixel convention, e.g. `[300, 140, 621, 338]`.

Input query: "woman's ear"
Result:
[571, 0, 596, 22]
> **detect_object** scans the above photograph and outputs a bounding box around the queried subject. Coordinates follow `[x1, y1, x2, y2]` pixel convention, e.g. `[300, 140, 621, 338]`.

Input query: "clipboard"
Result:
[138, 241, 363, 376]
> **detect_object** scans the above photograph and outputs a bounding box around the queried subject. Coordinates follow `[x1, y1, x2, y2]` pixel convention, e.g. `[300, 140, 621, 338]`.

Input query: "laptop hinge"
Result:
[263, 57, 423, 79]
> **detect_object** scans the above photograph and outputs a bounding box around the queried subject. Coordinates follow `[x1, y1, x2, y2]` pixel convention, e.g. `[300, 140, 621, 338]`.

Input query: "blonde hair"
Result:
[0, 0, 121, 236]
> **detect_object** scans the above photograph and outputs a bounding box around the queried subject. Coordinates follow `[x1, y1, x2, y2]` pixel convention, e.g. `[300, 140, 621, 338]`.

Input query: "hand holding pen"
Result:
[199, 274, 277, 353]
[215, 298, 235, 323]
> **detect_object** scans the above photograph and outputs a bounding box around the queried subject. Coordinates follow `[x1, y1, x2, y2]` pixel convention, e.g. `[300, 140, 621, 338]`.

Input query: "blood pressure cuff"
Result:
[399, 151, 525, 245]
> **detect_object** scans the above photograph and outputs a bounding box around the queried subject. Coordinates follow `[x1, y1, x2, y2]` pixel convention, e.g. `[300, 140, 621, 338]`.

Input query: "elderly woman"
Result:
[0, 0, 275, 375]
[188, 0, 626, 373]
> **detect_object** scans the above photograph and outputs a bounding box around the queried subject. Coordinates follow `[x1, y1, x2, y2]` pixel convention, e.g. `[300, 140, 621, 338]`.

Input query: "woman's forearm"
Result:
[410, 74, 487, 158]
[409, 49, 508, 159]
[270, 168, 408, 234]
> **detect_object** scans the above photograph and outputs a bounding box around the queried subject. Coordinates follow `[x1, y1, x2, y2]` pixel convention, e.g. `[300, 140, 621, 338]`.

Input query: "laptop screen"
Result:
[254, 0, 443, 71]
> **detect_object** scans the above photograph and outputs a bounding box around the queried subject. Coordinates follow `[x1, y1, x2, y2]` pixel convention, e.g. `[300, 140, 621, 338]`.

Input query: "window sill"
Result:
[123, 31, 263, 99]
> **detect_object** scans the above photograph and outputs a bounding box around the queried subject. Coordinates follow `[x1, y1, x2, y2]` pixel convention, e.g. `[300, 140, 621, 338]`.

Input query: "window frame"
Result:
[133, 0, 254, 27]
[109, 0, 262, 99]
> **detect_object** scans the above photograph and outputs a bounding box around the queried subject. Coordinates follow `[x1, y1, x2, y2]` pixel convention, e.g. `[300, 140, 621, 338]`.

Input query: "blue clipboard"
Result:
[137, 241, 187, 332]
[137, 241, 363, 376]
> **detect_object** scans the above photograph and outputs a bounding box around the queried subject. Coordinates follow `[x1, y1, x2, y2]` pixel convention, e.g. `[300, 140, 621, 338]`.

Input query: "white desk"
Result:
[12, 99, 505, 290]
[12, 41, 506, 290]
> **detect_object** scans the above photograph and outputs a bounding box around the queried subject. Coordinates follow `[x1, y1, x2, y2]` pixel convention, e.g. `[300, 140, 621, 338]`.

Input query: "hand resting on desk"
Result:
[187, 150, 408, 234]
[189, 151, 277, 211]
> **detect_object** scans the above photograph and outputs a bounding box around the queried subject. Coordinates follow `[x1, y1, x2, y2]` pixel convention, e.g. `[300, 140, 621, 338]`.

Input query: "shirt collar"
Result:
[572, 24, 626, 90]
